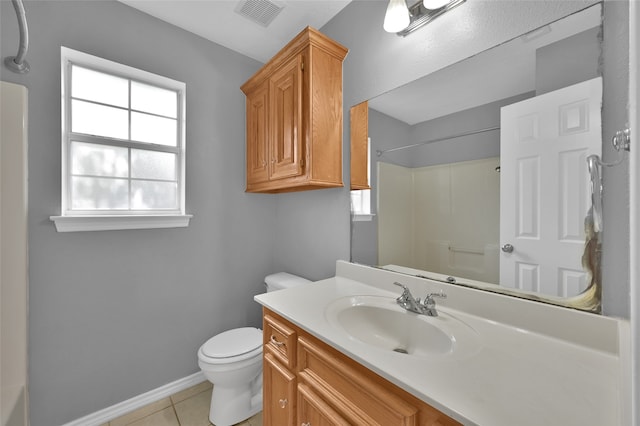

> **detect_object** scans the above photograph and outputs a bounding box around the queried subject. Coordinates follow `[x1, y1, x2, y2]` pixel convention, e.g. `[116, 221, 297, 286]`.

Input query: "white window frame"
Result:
[51, 47, 192, 232]
[351, 137, 374, 221]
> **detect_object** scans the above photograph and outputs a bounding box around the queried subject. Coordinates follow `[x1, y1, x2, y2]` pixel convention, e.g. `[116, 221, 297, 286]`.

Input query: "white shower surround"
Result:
[378, 157, 500, 284]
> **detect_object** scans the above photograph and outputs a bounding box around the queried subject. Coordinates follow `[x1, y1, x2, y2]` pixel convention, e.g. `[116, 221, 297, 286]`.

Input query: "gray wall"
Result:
[0, 0, 630, 424]
[1, 1, 276, 425]
[600, 0, 630, 317]
[536, 27, 601, 95]
[405, 92, 532, 169]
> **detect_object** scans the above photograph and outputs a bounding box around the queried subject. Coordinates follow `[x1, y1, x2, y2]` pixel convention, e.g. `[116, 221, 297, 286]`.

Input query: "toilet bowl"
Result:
[198, 327, 263, 425]
[197, 272, 311, 426]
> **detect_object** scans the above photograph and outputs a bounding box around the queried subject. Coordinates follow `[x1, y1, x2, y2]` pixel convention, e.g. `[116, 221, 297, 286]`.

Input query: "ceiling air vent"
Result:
[234, 0, 285, 27]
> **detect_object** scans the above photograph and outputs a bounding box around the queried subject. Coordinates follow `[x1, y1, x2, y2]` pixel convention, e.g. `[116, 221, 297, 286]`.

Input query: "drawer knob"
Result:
[301, 423, 311, 426]
[279, 398, 287, 408]
[270, 335, 285, 347]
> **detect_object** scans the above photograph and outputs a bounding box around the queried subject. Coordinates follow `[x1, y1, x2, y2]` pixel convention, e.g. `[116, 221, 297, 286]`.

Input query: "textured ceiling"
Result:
[118, 0, 352, 63]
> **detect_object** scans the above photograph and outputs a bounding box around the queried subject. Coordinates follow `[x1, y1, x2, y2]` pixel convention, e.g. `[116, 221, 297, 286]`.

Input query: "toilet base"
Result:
[208, 375, 263, 426]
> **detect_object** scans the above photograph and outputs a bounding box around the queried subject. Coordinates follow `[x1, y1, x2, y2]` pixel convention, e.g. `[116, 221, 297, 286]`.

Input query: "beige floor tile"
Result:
[247, 411, 262, 426]
[170, 380, 212, 404]
[229, 410, 262, 426]
[110, 398, 173, 426]
[127, 407, 179, 426]
[174, 387, 212, 426]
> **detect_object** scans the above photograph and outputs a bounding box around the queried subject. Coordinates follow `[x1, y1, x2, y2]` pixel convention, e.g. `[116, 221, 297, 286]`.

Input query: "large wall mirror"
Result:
[350, 3, 605, 312]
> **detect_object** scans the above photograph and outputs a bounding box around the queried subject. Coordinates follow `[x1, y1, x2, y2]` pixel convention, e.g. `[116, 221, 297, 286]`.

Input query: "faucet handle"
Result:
[423, 291, 447, 308]
[426, 290, 447, 299]
[393, 282, 412, 302]
[393, 281, 408, 291]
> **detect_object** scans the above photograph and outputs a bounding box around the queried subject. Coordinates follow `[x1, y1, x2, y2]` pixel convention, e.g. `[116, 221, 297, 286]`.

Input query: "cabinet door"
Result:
[264, 352, 296, 426]
[298, 383, 351, 426]
[350, 101, 370, 190]
[269, 54, 304, 181]
[246, 80, 270, 185]
[298, 336, 418, 425]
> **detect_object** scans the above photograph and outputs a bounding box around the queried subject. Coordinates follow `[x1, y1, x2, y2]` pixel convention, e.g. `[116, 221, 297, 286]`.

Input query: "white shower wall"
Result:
[1, 81, 29, 426]
[378, 157, 500, 283]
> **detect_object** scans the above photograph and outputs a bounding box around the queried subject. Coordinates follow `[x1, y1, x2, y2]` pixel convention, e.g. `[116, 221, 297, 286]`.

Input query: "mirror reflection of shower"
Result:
[3, 0, 30, 74]
[378, 155, 501, 285]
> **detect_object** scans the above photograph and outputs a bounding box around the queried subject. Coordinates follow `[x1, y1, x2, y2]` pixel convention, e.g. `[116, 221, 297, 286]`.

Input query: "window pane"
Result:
[131, 181, 178, 210]
[71, 65, 128, 108]
[71, 176, 129, 210]
[71, 141, 129, 178]
[131, 149, 176, 181]
[350, 189, 371, 215]
[351, 190, 362, 212]
[361, 189, 371, 214]
[131, 81, 177, 118]
[72, 100, 129, 139]
[131, 112, 177, 146]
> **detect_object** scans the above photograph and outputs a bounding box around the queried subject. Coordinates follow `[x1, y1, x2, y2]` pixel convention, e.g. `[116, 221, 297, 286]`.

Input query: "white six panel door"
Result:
[500, 77, 602, 297]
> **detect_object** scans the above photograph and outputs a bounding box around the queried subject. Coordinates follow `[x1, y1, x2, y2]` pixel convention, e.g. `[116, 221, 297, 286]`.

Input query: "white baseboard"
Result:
[60, 371, 206, 426]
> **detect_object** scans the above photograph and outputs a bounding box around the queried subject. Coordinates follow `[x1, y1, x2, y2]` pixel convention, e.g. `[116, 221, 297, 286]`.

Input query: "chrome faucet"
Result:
[393, 282, 447, 317]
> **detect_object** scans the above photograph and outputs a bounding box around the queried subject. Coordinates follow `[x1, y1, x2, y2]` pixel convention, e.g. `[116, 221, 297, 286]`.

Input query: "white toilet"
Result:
[197, 272, 311, 426]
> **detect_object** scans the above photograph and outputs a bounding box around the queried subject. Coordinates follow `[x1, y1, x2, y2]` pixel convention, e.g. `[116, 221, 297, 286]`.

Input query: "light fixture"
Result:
[422, 0, 450, 10]
[384, 0, 466, 37]
[383, 0, 410, 33]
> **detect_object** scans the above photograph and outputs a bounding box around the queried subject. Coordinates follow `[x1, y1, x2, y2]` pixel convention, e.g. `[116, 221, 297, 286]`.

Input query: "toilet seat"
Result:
[199, 327, 262, 364]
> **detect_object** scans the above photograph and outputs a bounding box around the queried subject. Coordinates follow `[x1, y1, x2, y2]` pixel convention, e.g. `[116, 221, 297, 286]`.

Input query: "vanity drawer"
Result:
[298, 335, 419, 426]
[264, 313, 297, 369]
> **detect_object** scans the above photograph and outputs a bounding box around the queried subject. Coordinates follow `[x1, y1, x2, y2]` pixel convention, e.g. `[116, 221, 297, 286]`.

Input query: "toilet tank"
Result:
[265, 272, 311, 292]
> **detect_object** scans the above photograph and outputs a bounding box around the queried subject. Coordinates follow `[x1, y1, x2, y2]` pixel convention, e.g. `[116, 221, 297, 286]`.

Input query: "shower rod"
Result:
[375, 125, 500, 157]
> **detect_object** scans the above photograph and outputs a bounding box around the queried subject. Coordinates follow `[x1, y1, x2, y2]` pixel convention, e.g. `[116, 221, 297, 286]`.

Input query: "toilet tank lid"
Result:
[265, 272, 311, 290]
[201, 327, 262, 358]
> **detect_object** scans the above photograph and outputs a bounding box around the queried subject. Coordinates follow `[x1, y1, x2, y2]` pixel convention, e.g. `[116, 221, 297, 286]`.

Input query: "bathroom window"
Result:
[52, 47, 191, 232]
[351, 137, 374, 221]
[351, 189, 373, 221]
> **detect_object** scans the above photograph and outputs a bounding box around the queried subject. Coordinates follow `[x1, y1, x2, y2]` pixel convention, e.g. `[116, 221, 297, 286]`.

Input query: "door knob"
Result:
[501, 243, 514, 253]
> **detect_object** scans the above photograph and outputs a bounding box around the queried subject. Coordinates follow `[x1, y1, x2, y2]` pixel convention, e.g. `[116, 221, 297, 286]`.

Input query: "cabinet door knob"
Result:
[279, 398, 287, 408]
[301, 423, 311, 426]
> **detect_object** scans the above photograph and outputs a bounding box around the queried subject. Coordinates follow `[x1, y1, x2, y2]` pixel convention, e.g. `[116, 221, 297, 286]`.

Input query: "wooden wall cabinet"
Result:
[262, 309, 461, 426]
[241, 27, 348, 193]
[350, 101, 370, 190]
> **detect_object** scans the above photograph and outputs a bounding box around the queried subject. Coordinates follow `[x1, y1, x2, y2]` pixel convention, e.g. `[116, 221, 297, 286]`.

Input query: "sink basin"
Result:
[325, 295, 480, 358]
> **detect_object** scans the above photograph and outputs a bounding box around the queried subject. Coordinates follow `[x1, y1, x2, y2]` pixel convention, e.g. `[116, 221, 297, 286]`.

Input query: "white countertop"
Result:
[254, 262, 626, 426]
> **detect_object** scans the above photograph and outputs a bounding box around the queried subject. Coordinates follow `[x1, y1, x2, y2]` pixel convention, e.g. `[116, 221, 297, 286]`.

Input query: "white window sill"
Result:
[351, 213, 375, 222]
[50, 214, 193, 232]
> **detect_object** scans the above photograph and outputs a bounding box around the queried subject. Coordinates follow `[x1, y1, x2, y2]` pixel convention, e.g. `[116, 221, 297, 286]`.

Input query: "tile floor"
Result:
[100, 381, 262, 426]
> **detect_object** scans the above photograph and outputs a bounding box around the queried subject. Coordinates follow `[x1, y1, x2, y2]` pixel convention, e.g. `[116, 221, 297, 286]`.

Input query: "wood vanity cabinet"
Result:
[241, 27, 348, 193]
[262, 309, 461, 426]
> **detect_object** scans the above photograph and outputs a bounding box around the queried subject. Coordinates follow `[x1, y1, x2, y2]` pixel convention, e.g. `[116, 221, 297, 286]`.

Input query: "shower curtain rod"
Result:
[375, 125, 500, 157]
